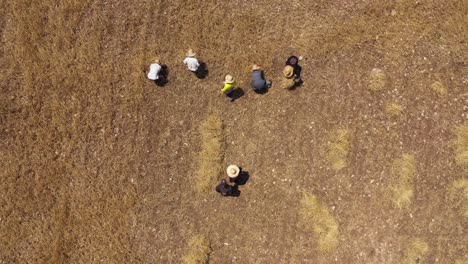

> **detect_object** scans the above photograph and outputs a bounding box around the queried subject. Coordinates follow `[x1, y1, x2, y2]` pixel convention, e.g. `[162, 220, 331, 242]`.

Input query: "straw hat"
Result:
[226, 165, 240, 178]
[283, 65, 294, 78]
[225, 74, 235, 84]
[252, 64, 261, 71]
[154, 58, 160, 64]
[186, 49, 196, 57]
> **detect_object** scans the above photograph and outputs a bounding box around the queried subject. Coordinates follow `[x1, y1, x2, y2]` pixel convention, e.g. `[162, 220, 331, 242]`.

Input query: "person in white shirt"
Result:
[183, 49, 200, 72]
[147, 58, 162, 80]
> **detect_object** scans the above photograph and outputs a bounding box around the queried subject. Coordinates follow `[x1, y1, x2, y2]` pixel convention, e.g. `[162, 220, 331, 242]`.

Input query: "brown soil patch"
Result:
[1, 0, 467, 263]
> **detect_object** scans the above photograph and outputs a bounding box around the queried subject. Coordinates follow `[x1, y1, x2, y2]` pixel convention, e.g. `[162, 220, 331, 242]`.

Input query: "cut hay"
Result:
[368, 68, 386, 91]
[455, 260, 468, 264]
[430, 81, 447, 96]
[326, 129, 351, 171]
[390, 154, 416, 209]
[453, 124, 468, 168]
[183, 235, 211, 264]
[404, 238, 429, 264]
[299, 193, 339, 252]
[385, 103, 403, 117]
[448, 178, 468, 218]
[195, 113, 224, 193]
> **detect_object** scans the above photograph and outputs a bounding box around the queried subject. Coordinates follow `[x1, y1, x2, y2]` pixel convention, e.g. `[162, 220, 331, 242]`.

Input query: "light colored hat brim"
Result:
[227, 165, 240, 178]
[283, 66, 294, 78]
[252, 64, 261, 71]
[186, 51, 196, 57]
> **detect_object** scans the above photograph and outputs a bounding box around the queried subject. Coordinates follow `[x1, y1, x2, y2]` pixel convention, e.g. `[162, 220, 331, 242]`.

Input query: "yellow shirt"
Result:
[221, 81, 236, 93]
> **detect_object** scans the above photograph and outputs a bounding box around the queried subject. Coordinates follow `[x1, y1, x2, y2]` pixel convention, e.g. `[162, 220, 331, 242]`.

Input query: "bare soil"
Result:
[1, 0, 467, 263]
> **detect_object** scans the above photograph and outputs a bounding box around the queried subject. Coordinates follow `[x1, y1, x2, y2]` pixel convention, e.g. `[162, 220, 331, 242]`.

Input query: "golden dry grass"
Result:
[195, 113, 224, 193]
[448, 178, 468, 218]
[326, 129, 351, 171]
[385, 103, 404, 117]
[390, 154, 416, 209]
[453, 124, 468, 168]
[430, 81, 448, 96]
[183, 235, 211, 264]
[368, 68, 386, 92]
[404, 238, 429, 264]
[455, 260, 468, 264]
[299, 193, 339, 252]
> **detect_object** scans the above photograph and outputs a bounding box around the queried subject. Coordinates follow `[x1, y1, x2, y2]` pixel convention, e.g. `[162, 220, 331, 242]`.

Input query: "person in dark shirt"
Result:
[215, 179, 234, 196]
[285, 56, 303, 78]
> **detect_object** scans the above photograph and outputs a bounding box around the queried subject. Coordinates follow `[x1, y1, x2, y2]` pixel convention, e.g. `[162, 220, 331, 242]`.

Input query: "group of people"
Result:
[147, 49, 304, 100]
[215, 164, 249, 196]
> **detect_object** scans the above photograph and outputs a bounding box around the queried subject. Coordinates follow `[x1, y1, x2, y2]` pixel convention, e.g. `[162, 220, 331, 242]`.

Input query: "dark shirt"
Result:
[216, 180, 233, 196]
[251, 70, 267, 90]
[286, 56, 302, 77]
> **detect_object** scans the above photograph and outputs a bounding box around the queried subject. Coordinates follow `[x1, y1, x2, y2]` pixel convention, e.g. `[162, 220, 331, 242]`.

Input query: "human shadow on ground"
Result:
[155, 64, 169, 87]
[288, 79, 303, 91]
[230, 185, 241, 197]
[228, 88, 245, 102]
[195, 62, 209, 79]
[232, 169, 250, 185]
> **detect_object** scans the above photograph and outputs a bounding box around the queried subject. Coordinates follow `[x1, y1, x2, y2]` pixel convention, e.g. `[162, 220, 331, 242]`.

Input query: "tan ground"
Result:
[1, 0, 467, 263]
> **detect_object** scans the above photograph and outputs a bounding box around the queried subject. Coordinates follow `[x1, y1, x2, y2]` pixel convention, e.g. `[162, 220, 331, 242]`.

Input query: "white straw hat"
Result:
[225, 74, 235, 84]
[186, 49, 196, 57]
[226, 165, 240, 178]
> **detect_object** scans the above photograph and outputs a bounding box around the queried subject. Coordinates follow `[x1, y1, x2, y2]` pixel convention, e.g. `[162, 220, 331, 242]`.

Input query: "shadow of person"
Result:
[229, 185, 241, 197]
[233, 170, 250, 185]
[195, 62, 209, 79]
[155, 64, 169, 87]
[253, 86, 269, 94]
[288, 79, 303, 91]
[229, 87, 245, 102]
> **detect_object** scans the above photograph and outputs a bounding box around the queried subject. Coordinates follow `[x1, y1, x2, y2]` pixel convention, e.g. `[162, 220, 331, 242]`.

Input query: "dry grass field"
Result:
[1, 0, 467, 263]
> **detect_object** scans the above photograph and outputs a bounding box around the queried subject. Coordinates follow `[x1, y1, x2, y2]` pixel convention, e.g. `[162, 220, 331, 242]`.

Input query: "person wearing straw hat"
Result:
[282, 65, 301, 90]
[221, 74, 236, 101]
[250, 64, 272, 94]
[285, 55, 303, 78]
[226, 164, 240, 180]
[183, 49, 200, 73]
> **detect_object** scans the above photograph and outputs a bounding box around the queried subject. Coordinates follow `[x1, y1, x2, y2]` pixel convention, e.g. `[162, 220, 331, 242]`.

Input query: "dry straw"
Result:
[195, 113, 224, 193]
[326, 129, 351, 171]
[448, 178, 468, 218]
[299, 193, 339, 252]
[390, 154, 416, 209]
[368, 68, 386, 91]
[404, 238, 429, 264]
[183, 235, 211, 264]
[385, 103, 403, 117]
[453, 124, 468, 168]
[430, 81, 447, 96]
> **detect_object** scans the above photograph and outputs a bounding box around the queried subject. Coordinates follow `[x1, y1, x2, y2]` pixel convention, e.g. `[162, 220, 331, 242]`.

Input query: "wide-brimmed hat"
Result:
[226, 165, 240, 178]
[283, 65, 294, 78]
[225, 74, 235, 84]
[252, 64, 261, 71]
[186, 49, 196, 57]
[154, 58, 160, 64]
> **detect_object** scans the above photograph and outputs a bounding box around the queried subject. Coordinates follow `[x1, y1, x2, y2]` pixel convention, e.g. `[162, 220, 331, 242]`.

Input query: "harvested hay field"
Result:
[1, 0, 467, 263]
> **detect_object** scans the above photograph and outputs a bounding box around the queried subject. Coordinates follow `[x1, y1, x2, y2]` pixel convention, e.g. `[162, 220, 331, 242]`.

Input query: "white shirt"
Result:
[183, 57, 200, 72]
[147, 63, 162, 80]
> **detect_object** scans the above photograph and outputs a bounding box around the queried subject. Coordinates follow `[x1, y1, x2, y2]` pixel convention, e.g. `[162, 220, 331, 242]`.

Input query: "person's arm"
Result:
[183, 58, 187, 64]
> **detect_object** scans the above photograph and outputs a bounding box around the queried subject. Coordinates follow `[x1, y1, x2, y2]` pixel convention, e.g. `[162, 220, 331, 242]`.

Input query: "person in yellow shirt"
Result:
[221, 74, 236, 101]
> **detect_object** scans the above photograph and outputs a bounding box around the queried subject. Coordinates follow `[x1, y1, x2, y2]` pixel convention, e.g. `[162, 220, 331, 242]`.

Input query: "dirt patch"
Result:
[1, 0, 467, 263]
